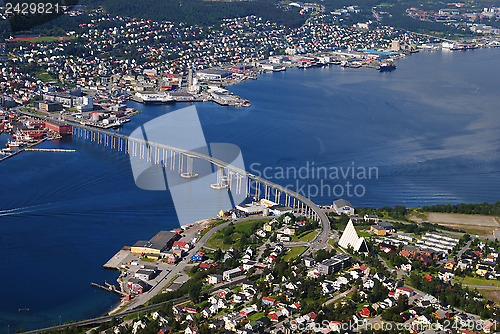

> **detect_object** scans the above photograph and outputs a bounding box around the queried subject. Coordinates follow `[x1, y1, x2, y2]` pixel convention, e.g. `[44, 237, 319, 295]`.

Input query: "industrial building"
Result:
[236, 203, 265, 215]
[45, 121, 72, 135]
[196, 69, 231, 81]
[332, 199, 355, 215]
[131, 231, 180, 255]
[36, 101, 63, 112]
[269, 204, 293, 216]
[318, 253, 352, 275]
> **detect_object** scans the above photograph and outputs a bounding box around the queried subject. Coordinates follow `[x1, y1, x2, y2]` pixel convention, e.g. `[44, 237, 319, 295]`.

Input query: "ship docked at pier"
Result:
[132, 91, 174, 104]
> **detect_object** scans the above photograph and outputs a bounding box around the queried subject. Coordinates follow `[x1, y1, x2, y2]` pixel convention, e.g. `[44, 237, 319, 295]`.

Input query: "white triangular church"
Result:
[338, 219, 368, 253]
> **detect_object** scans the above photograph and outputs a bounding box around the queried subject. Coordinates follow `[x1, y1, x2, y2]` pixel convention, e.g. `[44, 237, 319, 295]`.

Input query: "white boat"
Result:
[111, 120, 124, 128]
[7, 140, 25, 147]
[0, 147, 14, 155]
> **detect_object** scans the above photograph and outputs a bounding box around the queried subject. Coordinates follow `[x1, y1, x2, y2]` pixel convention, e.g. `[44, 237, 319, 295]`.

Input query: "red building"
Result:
[359, 306, 375, 317]
[127, 278, 149, 294]
[45, 121, 72, 135]
[183, 305, 199, 313]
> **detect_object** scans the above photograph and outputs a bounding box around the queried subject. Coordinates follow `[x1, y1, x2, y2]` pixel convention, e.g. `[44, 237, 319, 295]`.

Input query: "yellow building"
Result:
[370, 225, 387, 236]
[444, 261, 455, 270]
[131, 231, 178, 254]
[476, 268, 488, 277]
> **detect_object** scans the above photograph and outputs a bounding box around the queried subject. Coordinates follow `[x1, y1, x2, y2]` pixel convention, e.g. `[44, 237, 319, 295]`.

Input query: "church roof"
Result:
[338, 219, 368, 252]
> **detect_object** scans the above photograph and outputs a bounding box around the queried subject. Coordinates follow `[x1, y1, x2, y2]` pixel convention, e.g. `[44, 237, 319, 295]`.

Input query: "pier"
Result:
[0, 138, 48, 163]
[25, 148, 76, 152]
[91, 281, 127, 297]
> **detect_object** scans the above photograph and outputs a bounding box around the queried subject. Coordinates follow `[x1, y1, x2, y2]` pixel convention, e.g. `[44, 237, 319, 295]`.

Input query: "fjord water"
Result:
[1, 48, 500, 332]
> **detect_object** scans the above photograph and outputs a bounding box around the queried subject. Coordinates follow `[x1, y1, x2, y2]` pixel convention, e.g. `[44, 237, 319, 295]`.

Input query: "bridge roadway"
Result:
[14, 109, 330, 243]
[68, 121, 331, 247]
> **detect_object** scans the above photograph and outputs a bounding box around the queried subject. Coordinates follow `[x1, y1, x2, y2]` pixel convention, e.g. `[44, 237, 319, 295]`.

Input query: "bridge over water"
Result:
[11, 108, 331, 245]
[70, 121, 330, 243]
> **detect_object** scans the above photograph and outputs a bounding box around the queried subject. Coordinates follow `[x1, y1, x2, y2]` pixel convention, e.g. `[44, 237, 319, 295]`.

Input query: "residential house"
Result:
[268, 311, 284, 322]
[132, 320, 148, 334]
[172, 241, 191, 253]
[364, 214, 379, 223]
[371, 225, 387, 236]
[233, 292, 247, 303]
[396, 286, 415, 298]
[262, 297, 278, 307]
[151, 310, 168, 325]
[202, 304, 218, 318]
[158, 327, 174, 334]
[444, 261, 456, 270]
[433, 309, 455, 320]
[438, 268, 455, 281]
[183, 305, 199, 313]
[199, 262, 216, 270]
[256, 229, 267, 238]
[191, 252, 204, 262]
[399, 263, 412, 272]
[240, 306, 256, 318]
[185, 326, 199, 334]
[359, 306, 375, 317]
[223, 267, 244, 281]
[207, 274, 223, 285]
[217, 288, 232, 299]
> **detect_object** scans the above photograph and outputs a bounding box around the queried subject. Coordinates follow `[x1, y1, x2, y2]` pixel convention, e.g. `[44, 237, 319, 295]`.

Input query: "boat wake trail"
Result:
[0, 203, 57, 216]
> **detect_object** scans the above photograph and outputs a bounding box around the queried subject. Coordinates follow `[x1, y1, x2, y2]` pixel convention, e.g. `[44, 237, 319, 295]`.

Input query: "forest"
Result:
[419, 202, 500, 216]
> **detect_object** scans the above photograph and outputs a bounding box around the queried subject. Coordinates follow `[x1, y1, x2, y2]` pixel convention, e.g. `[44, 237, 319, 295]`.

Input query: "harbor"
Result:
[0, 112, 72, 162]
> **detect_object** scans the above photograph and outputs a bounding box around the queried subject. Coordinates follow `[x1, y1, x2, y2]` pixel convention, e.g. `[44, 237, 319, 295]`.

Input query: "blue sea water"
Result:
[1, 47, 500, 332]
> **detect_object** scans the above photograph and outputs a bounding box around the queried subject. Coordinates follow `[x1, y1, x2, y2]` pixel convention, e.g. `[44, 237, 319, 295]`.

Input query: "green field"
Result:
[454, 276, 500, 287]
[206, 218, 270, 250]
[283, 246, 308, 261]
[36, 72, 56, 82]
[234, 219, 269, 233]
[292, 230, 318, 242]
[11, 36, 75, 43]
[357, 231, 372, 238]
[247, 311, 266, 321]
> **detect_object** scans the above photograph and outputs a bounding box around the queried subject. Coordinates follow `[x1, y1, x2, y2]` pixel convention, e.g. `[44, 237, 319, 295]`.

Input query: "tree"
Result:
[214, 248, 222, 261]
[189, 282, 202, 303]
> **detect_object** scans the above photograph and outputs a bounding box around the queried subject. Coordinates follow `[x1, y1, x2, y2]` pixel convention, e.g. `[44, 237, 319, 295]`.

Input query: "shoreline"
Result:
[101, 217, 216, 315]
[3, 46, 500, 334]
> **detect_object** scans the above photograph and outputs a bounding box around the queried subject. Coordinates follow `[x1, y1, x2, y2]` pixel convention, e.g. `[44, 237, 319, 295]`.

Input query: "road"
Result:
[123, 218, 235, 311]
[23, 277, 248, 334]
[461, 285, 500, 290]
[457, 239, 473, 259]
[322, 287, 355, 307]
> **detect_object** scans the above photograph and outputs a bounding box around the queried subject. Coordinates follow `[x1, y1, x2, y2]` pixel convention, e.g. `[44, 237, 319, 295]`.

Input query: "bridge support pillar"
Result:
[181, 155, 198, 179]
[210, 167, 228, 189]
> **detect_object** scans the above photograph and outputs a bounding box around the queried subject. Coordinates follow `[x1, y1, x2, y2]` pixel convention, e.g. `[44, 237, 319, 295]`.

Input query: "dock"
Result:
[91, 281, 127, 297]
[25, 148, 75, 152]
[0, 138, 48, 163]
[103, 247, 132, 269]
